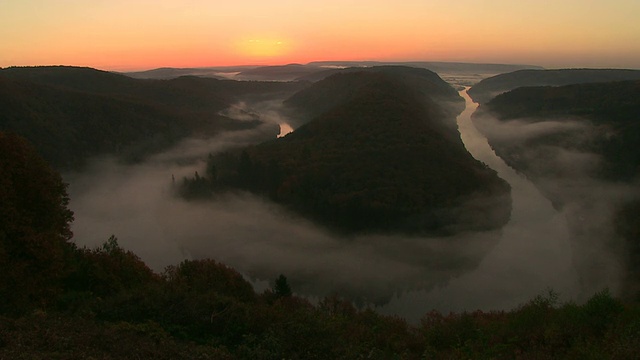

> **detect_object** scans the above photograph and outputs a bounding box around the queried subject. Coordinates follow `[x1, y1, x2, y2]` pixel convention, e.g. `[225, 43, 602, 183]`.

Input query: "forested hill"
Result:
[284, 66, 463, 128]
[193, 67, 511, 235]
[468, 68, 640, 104]
[0, 66, 307, 106]
[479, 80, 640, 181]
[0, 66, 306, 169]
[474, 80, 640, 298]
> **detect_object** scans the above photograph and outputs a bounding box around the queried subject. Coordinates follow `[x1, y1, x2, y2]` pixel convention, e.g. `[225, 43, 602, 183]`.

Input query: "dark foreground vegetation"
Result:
[2, 131, 640, 358]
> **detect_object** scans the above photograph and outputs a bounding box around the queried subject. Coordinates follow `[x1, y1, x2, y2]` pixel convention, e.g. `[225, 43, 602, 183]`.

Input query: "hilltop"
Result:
[284, 66, 463, 128]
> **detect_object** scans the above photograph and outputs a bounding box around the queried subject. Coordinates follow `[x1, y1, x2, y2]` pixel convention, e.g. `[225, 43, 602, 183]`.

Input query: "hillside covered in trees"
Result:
[183, 67, 511, 235]
[474, 80, 640, 299]
[2, 131, 639, 359]
[468, 69, 640, 104]
[0, 66, 305, 169]
[477, 80, 640, 181]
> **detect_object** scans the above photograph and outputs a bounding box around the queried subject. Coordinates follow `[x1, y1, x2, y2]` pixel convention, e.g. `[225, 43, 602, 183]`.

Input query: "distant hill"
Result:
[299, 61, 542, 82]
[468, 69, 640, 104]
[0, 66, 306, 169]
[0, 66, 306, 108]
[308, 61, 542, 74]
[124, 67, 244, 80]
[474, 80, 640, 298]
[120, 61, 542, 83]
[194, 66, 511, 235]
[235, 63, 324, 81]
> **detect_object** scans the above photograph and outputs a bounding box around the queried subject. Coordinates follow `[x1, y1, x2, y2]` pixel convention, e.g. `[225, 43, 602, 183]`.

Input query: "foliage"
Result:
[0, 66, 304, 169]
[418, 290, 639, 359]
[0, 132, 74, 314]
[3, 72, 640, 359]
[184, 67, 511, 235]
[62, 235, 158, 299]
[482, 80, 640, 181]
[273, 274, 292, 298]
[0, 313, 234, 359]
[0, 143, 637, 357]
[283, 66, 463, 127]
[468, 68, 640, 104]
[477, 80, 640, 299]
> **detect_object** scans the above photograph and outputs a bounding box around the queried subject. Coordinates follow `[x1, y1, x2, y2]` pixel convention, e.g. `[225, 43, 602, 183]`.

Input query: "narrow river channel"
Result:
[382, 88, 579, 318]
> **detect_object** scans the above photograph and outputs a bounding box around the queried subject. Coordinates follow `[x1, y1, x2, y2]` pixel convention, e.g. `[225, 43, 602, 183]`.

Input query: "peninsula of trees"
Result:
[184, 67, 512, 235]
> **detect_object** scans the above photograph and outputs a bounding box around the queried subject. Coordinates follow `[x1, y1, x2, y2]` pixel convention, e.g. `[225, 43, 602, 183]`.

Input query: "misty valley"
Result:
[2, 63, 640, 358]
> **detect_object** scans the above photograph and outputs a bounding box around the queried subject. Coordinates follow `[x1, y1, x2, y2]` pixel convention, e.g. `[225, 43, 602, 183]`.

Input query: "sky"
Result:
[1, 0, 639, 71]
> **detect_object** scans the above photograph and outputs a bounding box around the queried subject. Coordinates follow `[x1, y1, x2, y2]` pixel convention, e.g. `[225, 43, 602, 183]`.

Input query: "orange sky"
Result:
[1, 0, 639, 71]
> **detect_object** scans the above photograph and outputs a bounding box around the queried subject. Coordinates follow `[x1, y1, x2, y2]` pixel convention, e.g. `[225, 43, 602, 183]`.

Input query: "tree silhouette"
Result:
[274, 274, 292, 298]
[0, 132, 74, 313]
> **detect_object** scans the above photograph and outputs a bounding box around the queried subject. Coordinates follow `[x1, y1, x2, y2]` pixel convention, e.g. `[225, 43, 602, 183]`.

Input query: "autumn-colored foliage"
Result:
[1, 131, 639, 359]
[0, 131, 74, 313]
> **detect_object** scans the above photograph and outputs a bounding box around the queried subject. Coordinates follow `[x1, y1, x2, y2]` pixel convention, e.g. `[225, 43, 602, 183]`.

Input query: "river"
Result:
[67, 86, 581, 321]
[381, 88, 579, 318]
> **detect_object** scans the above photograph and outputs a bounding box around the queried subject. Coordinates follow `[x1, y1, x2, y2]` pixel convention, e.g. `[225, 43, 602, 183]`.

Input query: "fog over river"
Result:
[65, 87, 606, 321]
[381, 89, 580, 318]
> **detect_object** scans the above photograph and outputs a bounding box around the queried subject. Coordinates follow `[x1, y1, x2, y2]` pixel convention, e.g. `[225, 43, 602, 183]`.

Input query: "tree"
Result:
[0, 132, 74, 313]
[274, 274, 292, 298]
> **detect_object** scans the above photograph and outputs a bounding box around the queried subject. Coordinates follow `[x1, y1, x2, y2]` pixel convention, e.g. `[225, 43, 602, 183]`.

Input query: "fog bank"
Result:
[65, 92, 627, 321]
[65, 120, 500, 306]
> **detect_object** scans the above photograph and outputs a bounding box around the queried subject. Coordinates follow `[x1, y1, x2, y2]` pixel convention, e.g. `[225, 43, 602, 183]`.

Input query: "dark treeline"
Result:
[2, 131, 639, 359]
[480, 80, 640, 181]
[468, 68, 640, 104]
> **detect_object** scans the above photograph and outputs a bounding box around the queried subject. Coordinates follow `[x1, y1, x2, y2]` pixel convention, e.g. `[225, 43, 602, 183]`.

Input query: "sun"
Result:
[236, 37, 290, 61]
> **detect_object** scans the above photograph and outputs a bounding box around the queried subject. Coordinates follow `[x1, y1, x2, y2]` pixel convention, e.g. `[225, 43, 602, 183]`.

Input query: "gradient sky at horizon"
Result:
[1, 0, 639, 71]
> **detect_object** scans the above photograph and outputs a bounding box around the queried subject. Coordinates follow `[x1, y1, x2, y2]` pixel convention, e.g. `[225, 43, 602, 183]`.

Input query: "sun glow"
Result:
[236, 37, 290, 61]
[1, 1, 639, 69]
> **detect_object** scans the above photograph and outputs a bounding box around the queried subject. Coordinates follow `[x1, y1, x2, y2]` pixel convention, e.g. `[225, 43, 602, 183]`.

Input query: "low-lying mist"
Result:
[469, 98, 637, 304]
[65, 123, 503, 307]
[64, 93, 630, 322]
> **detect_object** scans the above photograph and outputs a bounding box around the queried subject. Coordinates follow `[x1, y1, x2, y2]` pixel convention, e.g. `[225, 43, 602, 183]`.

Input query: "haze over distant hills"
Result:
[124, 66, 256, 80]
[123, 61, 543, 82]
[0, 66, 305, 169]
